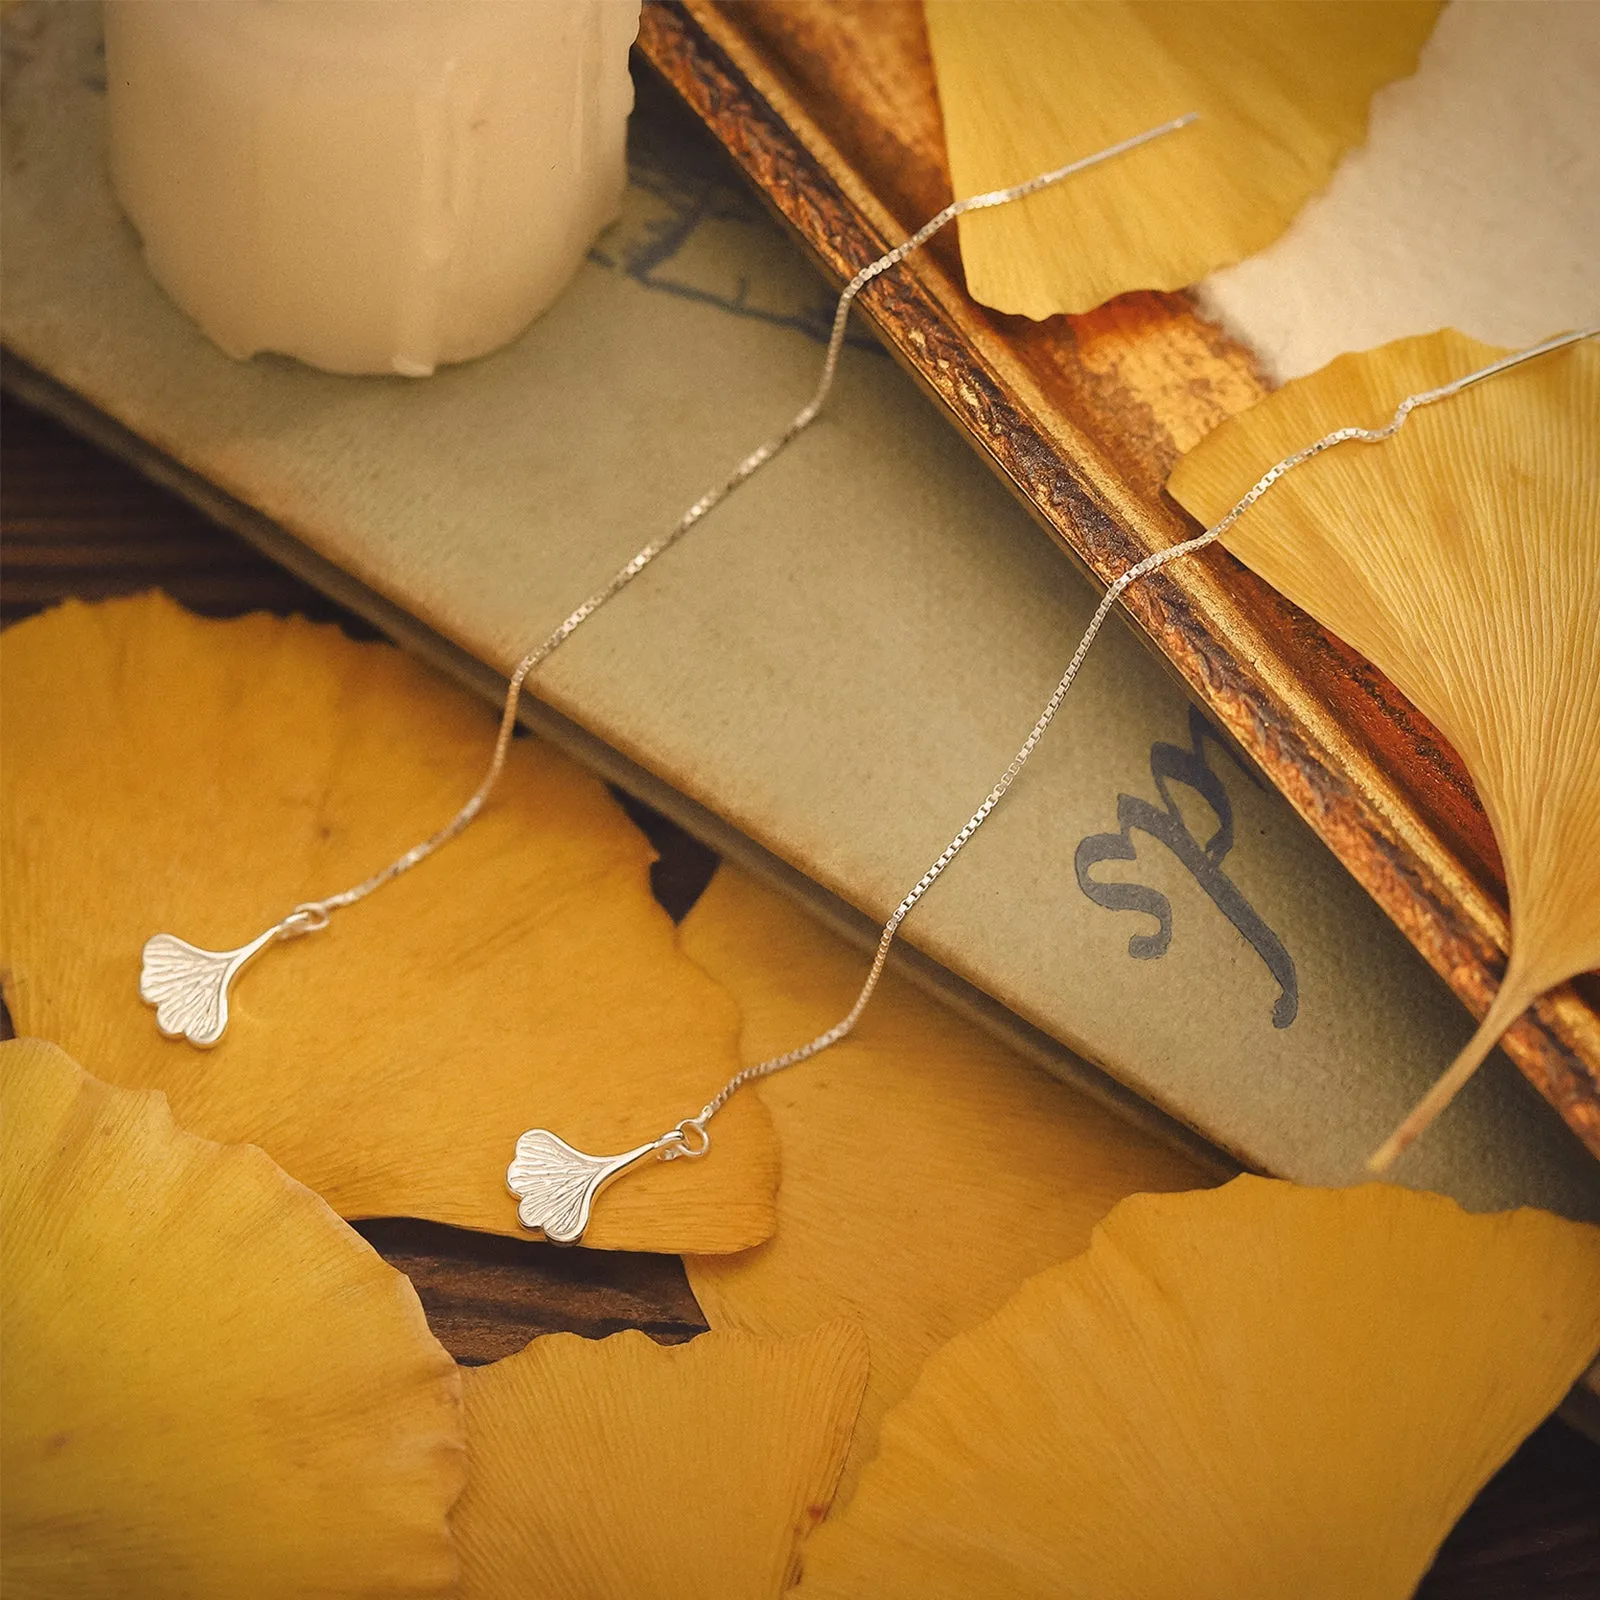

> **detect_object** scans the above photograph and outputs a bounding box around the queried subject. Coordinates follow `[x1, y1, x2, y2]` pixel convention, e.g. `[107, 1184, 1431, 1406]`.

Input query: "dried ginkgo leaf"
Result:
[453, 1322, 868, 1599]
[1, 1037, 465, 1599]
[0, 594, 775, 1251]
[796, 1177, 1600, 1600]
[925, 1, 1440, 318]
[1167, 330, 1600, 1166]
[681, 867, 1211, 1501]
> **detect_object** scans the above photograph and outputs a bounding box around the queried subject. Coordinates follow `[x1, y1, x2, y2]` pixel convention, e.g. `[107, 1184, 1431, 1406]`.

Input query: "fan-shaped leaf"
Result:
[926, 1, 1440, 317]
[1168, 330, 1600, 1164]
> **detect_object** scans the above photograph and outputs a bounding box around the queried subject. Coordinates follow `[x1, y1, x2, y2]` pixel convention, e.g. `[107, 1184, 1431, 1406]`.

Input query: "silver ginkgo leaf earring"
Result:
[154, 118, 1545, 1250]
[139, 905, 329, 1048]
[505, 1128, 694, 1245]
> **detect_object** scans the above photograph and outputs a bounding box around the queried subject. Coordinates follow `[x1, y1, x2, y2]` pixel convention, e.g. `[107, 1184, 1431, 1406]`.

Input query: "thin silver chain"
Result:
[257, 91, 1593, 1168]
[655, 321, 1600, 1159]
[265, 113, 1201, 943]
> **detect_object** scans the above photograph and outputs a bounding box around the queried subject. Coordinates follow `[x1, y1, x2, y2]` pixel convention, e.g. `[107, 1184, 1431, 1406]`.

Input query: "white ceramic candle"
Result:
[104, 0, 639, 376]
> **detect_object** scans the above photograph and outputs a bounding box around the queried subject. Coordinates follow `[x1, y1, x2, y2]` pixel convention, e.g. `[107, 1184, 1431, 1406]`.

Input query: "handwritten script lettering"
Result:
[1074, 708, 1299, 1028]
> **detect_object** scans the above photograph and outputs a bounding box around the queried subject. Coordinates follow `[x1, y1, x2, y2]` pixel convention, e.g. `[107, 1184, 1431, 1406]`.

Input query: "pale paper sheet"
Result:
[3, 2, 1596, 1218]
[1200, 1, 1600, 379]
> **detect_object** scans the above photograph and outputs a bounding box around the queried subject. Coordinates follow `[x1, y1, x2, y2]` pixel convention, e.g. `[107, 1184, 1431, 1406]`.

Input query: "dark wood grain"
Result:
[0, 395, 377, 631]
[632, 0, 1600, 1158]
[1418, 1418, 1600, 1599]
[3, 335, 1597, 1600]
[350, 1219, 707, 1365]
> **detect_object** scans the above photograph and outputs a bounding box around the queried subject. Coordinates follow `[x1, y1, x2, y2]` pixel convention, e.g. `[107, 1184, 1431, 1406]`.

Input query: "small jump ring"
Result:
[280, 902, 331, 937]
[672, 1118, 711, 1158]
[656, 1118, 711, 1161]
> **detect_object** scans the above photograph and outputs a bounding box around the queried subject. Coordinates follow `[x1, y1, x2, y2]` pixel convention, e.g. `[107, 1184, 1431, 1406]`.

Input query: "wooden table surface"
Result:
[4, 389, 1597, 1596]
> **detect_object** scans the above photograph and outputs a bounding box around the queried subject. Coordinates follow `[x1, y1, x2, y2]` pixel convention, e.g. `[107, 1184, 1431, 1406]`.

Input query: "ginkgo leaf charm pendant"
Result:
[139, 930, 278, 1049]
[506, 1129, 662, 1246]
[140, 904, 329, 1048]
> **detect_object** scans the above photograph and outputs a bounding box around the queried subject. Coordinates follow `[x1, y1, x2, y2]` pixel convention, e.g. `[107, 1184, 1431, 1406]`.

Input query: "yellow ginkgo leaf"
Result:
[453, 1322, 869, 1600]
[796, 1177, 1600, 1600]
[925, 0, 1440, 318]
[0, 594, 776, 1251]
[681, 867, 1212, 1501]
[1167, 330, 1600, 1166]
[0, 1037, 466, 1599]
